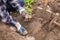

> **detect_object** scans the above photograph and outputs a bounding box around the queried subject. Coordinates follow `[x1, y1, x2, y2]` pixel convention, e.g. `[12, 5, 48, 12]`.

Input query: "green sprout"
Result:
[24, 0, 34, 14]
[24, 0, 34, 7]
[25, 7, 32, 14]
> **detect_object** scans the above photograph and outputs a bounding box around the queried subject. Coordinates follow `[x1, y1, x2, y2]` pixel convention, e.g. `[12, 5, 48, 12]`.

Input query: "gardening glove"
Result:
[18, 25, 28, 35]
[19, 8, 32, 21]
[16, 22, 28, 36]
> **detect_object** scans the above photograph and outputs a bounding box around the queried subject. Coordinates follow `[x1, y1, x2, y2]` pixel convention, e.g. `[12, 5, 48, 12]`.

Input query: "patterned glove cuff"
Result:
[19, 7, 25, 14]
[15, 22, 21, 31]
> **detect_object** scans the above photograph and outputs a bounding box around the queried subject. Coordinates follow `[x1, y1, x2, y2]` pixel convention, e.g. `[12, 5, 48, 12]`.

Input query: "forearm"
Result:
[8, 0, 24, 11]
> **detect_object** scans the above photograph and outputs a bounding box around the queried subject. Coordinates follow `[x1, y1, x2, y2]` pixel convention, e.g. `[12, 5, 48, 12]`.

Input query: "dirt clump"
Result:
[45, 28, 60, 40]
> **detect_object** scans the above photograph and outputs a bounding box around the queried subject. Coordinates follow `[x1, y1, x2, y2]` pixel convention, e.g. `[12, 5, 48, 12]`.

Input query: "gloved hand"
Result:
[19, 8, 32, 21]
[18, 25, 28, 36]
[16, 22, 28, 36]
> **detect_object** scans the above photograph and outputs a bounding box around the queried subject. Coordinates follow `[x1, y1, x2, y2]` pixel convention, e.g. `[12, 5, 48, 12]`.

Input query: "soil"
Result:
[0, 22, 25, 40]
[0, 0, 60, 40]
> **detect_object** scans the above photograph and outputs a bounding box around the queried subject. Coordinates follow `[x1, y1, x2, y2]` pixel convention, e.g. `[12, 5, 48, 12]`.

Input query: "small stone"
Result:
[25, 35, 35, 40]
[56, 13, 59, 15]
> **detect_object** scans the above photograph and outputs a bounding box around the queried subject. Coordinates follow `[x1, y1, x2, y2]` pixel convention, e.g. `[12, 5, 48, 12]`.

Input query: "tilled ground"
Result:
[0, 0, 60, 40]
[0, 22, 25, 40]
